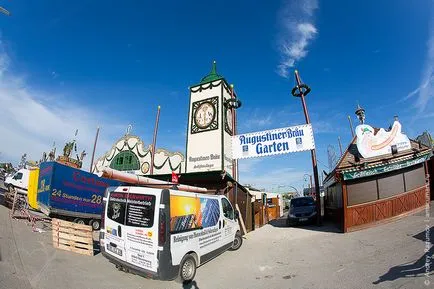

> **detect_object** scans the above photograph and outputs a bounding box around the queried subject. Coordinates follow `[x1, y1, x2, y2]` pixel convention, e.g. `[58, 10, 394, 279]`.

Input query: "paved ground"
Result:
[0, 186, 432, 289]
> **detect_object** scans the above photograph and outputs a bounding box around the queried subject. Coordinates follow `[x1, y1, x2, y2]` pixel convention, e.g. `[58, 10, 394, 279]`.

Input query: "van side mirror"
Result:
[234, 210, 239, 220]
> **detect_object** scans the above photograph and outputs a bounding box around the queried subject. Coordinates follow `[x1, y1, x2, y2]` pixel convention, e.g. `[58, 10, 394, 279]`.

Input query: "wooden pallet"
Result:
[52, 218, 94, 256]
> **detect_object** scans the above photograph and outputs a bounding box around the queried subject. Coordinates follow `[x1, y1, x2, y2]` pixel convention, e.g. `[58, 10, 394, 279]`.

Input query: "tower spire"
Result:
[355, 103, 366, 124]
[199, 60, 223, 84]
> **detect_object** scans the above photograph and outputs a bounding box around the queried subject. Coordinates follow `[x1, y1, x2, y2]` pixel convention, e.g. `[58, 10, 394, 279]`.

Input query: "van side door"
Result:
[221, 197, 237, 246]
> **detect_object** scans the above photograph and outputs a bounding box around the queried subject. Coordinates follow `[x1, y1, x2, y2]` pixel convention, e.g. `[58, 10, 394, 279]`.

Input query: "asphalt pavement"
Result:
[0, 189, 432, 289]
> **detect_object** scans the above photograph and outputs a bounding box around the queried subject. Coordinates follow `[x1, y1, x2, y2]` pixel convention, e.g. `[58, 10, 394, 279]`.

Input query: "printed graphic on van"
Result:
[126, 193, 155, 227]
[108, 192, 127, 224]
[170, 195, 220, 233]
[108, 192, 156, 228]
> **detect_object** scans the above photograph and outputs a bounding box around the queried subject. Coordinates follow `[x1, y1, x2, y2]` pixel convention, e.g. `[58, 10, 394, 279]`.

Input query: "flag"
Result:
[172, 172, 179, 184]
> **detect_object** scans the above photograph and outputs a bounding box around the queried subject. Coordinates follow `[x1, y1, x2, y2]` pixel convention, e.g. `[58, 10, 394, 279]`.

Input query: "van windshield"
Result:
[108, 192, 156, 228]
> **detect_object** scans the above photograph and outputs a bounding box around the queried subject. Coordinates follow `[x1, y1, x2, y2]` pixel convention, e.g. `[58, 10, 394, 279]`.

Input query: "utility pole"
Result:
[89, 127, 100, 173]
[150, 106, 161, 175]
[292, 70, 322, 226]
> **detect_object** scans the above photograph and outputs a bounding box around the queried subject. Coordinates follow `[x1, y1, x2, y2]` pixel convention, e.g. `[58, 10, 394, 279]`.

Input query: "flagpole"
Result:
[150, 106, 161, 175]
[338, 136, 343, 156]
[348, 115, 354, 138]
[292, 70, 322, 226]
[89, 127, 100, 173]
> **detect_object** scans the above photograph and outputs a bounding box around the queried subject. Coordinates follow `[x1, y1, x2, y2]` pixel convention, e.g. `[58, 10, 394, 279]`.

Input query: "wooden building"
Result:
[151, 171, 254, 234]
[246, 188, 283, 228]
[324, 108, 432, 232]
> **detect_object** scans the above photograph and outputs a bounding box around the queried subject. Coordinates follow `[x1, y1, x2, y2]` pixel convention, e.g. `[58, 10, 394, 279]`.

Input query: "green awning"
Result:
[342, 153, 431, 180]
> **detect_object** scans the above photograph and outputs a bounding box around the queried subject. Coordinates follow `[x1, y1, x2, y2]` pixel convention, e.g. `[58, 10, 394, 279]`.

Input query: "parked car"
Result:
[286, 196, 317, 226]
[4, 168, 30, 193]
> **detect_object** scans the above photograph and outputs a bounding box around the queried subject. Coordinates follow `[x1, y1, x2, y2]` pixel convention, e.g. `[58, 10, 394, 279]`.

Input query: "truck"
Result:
[4, 168, 30, 193]
[37, 161, 122, 230]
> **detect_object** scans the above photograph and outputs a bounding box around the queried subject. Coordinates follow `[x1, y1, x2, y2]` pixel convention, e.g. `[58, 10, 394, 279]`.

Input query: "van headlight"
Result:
[288, 213, 295, 218]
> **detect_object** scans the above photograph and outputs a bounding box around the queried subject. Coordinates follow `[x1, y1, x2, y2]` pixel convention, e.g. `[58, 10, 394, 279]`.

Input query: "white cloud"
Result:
[238, 158, 264, 174]
[311, 120, 335, 134]
[0, 39, 125, 167]
[240, 166, 306, 193]
[277, 0, 319, 78]
[403, 76, 433, 102]
[405, 19, 434, 112]
[238, 109, 276, 132]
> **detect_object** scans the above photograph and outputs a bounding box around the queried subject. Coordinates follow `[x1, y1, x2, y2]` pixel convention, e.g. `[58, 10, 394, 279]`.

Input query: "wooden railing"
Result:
[345, 185, 427, 232]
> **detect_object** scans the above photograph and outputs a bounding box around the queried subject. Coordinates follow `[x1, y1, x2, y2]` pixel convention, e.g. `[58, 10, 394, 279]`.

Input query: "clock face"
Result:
[190, 97, 219, 134]
[194, 102, 216, 129]
[225, 107, 233, 135]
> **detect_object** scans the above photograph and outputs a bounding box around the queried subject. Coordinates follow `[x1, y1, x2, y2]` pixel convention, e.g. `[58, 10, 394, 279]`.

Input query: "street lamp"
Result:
[277, 184, 299, 195]
[0, 6, 10, 16]
[292, 70, 322, 226]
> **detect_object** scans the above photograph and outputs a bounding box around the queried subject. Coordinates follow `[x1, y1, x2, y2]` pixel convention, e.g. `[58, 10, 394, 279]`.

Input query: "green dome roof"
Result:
[199, 61, 224, 84]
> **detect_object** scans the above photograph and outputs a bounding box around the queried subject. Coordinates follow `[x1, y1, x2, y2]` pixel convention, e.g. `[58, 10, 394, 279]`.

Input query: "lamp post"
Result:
[0, 6, 10, 16]
[303, 174, 312, 196]
[278, 184, 299, 195]
[292, 70, 322, 226]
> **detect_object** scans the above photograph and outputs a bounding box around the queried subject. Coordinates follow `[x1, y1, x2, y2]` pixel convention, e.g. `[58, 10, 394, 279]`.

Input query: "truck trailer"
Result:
[37, 161, 121, 230]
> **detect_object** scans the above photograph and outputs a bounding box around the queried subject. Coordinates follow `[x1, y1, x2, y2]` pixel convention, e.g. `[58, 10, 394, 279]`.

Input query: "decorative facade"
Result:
[93, 134, 185, 176]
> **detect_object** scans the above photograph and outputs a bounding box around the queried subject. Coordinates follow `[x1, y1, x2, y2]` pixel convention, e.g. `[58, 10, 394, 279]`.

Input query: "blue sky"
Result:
[0, 0, 432, 192]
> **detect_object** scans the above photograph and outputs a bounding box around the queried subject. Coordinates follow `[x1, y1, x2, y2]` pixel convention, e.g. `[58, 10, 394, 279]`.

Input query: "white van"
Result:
[4, 168, 30, 194]
[100, 186, 242, 282]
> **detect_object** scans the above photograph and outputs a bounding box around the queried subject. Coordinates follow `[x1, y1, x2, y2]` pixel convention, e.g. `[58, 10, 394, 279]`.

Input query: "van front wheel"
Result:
[229, 232, 243, 251]
[177, 255, 196, 283]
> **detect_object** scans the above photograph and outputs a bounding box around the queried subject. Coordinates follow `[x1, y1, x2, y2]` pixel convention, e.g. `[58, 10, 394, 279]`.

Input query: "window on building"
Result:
[110, 151, 140, 171]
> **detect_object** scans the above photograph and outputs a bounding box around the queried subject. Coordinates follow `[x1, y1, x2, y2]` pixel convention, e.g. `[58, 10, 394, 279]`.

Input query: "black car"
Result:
[286, 196, 317, 226]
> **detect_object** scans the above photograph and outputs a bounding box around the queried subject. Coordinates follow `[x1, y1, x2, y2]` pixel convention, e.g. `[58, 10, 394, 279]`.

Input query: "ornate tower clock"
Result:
[185, 61, 240, 176]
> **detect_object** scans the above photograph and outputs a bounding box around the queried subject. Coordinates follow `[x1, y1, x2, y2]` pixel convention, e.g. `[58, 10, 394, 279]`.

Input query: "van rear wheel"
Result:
[229, 231, 242, 251]
[177, 255, 196, 283]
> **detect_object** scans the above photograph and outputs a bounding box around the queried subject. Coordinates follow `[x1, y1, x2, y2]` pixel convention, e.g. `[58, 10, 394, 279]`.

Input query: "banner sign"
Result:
[232, 124, 315, 160]
[342, 154, 430, 180]
[356, 120, 412, 159]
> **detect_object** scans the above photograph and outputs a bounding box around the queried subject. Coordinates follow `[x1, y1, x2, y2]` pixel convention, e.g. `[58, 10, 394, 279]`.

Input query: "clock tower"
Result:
[185, 61, 240, 176]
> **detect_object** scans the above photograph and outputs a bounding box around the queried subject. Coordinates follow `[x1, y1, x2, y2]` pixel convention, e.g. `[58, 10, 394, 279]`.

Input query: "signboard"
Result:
[355, 120, 412, 159]
[342, 154, 430, 180]
[232, 124, 315, 160]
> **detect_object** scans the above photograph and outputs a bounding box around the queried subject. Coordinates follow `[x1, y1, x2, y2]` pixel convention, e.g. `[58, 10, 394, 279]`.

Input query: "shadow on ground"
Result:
[373, 227, 433, 284]
[268, 217, 341, 233]
[93, 240, 101, 255]
[182, 280, 200, 289]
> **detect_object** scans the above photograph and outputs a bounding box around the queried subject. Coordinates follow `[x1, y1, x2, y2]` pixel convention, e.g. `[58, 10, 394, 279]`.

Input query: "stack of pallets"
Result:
[52, 218, 94, 256]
